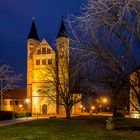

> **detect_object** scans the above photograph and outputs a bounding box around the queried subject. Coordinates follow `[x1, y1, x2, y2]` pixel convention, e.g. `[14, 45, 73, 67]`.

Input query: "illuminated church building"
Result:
[27, 19, 78, 115]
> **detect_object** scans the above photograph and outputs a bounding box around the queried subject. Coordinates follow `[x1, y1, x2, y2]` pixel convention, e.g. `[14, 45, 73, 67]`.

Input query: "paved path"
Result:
[0, 115, 66, 127]
[0, 117, 39, 127]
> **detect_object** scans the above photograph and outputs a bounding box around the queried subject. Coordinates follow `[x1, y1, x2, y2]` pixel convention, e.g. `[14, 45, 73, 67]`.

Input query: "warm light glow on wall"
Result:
[19, 104, 23, 108]
[33, 97, 38, 104]
[25, 99, 30, 103]
[132, 113, 140, 118]
[32, 96, 41, 114]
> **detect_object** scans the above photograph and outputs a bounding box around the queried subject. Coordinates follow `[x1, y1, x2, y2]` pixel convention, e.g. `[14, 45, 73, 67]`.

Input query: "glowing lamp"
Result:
[91, 106, 95, 110]
[19, 104, 23, 108]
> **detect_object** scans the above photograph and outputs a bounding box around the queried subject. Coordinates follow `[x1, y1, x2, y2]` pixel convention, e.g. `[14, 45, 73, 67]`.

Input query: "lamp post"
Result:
[25, 99, 30, 119]
[99, 104, 102, 112]
[12, 99, 15, 119]
[80, 105, 83, 114]
[0, 76, 4, 111]
[102, 98, 107, 112]
[91, 106, 95, 114]
[103, 98, 107, 103]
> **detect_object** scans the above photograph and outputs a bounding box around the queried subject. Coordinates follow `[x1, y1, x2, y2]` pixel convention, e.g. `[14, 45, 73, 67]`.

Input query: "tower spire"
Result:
[28, 18, 39, 40]
[57, 17, 68, 38]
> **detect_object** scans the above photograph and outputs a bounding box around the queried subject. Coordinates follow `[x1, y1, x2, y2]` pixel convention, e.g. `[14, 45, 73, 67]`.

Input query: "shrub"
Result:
[115, 112, 125, 117]
[14, 112, 32, 118]
[14, 112, 26, 118]
[0, 111, 13, 120]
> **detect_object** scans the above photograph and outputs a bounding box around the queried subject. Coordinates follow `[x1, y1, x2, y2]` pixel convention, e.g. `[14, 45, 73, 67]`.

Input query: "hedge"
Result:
[14, 112, 31, 118]
[0, 111, 13, 120]
[0, 111, 32, 120]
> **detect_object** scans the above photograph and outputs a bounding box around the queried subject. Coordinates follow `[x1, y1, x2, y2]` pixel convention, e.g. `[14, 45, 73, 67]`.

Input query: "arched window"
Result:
[36, 59, 40, 65]
[47, 48, 51, 54]
[42, 47, 46, 54]
[48, 59, 52, 65]
[37, 49, 41, 55]
[15, 100, 18, 105]
[42, 59, 47, 65]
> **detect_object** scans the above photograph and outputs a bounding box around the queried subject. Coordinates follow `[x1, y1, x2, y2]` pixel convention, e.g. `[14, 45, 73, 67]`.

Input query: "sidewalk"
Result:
[0, 116, 42, 127]
[0, 114, 66, 127]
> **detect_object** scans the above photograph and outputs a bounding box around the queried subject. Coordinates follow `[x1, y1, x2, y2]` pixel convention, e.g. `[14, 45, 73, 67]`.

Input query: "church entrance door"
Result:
[42, 104, 47, 114]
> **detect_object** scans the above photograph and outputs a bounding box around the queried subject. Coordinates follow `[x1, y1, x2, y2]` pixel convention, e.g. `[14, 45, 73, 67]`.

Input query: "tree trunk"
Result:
[113, 105, 117, 117]
[138, 93, 140, 113]
[65, 105, 71, 119]
[113, 98, 118, 117]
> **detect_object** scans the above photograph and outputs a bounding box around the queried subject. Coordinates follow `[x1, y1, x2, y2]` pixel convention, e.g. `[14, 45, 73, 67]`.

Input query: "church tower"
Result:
[26, 17, 72, 115]
[56, 18, 69, 60]
[27, 19, 40, 112]
[27, 18, 56, 115]
[56, 18, 70, 114]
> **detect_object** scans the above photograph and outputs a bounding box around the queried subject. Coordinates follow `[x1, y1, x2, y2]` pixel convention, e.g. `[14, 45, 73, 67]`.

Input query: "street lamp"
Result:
[0, 77, 3, 110]
[25, 99, 30, 119]
[83, 107, 86, 112]
[0, 76, 5, 111]
[91, 106, 95, 114]
[80, 105, 83, 113]
[80, 105, 83, 109]
[19, 104, 23, 111]
[103, 98, 107, 103]
[102, 98, 108, 112]
[91, 106, 95, 110]
[19, 104, 23, 108]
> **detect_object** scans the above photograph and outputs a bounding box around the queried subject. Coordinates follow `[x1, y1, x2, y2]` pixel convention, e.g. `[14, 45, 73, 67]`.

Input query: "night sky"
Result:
[0, 0, 86, 86]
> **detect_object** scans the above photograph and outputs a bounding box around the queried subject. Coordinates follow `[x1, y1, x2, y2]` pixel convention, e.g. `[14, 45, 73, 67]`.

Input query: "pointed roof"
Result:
[28, 18, 39, 40]
[57, 17, 68, 38]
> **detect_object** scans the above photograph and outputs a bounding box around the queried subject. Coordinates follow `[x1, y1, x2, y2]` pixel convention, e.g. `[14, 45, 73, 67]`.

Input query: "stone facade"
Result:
[1, 88, 26, 112]
[27, 19, 81, 115]
[27, 38, 56, 115]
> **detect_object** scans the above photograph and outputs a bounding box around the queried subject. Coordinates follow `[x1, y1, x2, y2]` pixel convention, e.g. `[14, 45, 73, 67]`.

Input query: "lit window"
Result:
[4, 101, 7, 105]
[42, 59, 47, 65]
[48, 59, 52, 65]
[10, 100, 13, 105]
[36, 59, 40, 65]
[37, 49, 41, 55]
[42, 47, 46, 54]
[15, 100, 18, 105]
[47, 48, 51, 54]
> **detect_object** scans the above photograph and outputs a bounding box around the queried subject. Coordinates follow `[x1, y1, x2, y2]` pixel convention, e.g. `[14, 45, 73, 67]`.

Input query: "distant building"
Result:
[0, 88, 26, 112]
[27, 18, 81, 115]
[130, 68, 140, 118]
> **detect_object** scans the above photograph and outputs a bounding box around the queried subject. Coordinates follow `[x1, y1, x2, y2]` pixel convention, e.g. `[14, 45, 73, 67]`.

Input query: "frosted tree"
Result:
[69, 0, 140, 115]
[0, 64, 22, 110]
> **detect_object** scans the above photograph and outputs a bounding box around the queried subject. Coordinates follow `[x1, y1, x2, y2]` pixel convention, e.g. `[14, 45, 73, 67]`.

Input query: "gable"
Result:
[33, 38, 56, 67]
[35, 38, 55, 55]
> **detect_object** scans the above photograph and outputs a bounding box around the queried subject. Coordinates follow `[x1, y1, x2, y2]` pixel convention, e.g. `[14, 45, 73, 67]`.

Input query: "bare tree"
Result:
[0, 64, 22, 110]
[37, 51, 91, 119]
[68, 0, 140, 114]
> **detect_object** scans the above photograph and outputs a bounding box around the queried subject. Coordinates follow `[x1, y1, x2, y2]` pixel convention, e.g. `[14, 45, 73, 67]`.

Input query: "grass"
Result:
[0, 116, 140, 140]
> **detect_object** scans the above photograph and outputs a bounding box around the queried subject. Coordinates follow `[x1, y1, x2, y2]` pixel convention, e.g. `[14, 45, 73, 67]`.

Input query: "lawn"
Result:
[0, 116, 140, 140]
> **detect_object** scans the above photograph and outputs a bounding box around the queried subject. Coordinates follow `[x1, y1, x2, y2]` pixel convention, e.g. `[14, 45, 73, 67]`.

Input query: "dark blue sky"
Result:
[0, 0, 86, 86]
